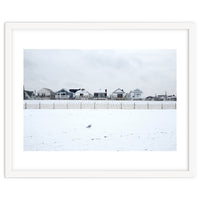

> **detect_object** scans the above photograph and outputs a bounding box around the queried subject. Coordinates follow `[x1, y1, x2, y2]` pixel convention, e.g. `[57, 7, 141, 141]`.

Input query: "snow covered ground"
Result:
[24, 109, 176, 151]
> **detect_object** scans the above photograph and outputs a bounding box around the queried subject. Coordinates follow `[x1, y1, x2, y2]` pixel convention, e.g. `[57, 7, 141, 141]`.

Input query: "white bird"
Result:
[86, 124, 92, 128]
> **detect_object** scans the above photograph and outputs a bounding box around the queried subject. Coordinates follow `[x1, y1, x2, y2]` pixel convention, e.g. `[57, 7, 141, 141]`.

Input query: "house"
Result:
[145, 96, 155, 101]
[93, 89, 107, 100]
[133, 89, 143, 100]
[24, 90, 35, 100]
[155, 95, 166, 101]
[69, 88, 81, 99]
[36, 88, 55, 99]
[127, 89, 143, 100]
[154, 94, 167, 101]
[111, 88, 126, 100]
[74, 89, 92, 100]
[153, 92, 168, 101]
[167, 95, 177, 101]
[55, 89, 73, 99]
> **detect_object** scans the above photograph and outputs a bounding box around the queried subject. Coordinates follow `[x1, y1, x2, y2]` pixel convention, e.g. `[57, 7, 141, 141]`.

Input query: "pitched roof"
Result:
[134, 89, 142, 93]
[112, 88, 125, 93]
[56, 88, 69, 93]
[75, 89, 91, 95]
[38, 88, 55, 94]
[25, 90, 34, 98]
[69, 89, 80, 93]
[94, 89, 107, 93]
[42, 88, 53, 92]
[129, 89, 142, 94]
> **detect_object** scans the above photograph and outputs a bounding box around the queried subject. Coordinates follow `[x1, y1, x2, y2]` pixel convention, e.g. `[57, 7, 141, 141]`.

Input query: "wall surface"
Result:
[0, 0, 199, 200]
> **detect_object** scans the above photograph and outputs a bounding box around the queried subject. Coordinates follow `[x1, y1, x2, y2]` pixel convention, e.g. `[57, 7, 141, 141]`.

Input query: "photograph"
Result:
[23, 49, 177, 151]
[5, 22, 195, 177]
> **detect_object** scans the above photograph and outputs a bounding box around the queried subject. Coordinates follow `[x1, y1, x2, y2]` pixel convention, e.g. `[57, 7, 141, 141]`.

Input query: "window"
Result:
[117, 94, 123, 98]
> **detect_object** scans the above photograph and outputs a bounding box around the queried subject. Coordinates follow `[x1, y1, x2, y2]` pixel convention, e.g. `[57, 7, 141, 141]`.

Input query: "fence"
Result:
[24, 102, 176, 110]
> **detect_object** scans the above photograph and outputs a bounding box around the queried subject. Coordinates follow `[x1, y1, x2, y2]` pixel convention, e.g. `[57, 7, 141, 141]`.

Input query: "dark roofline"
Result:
[113, 88, 125, 93]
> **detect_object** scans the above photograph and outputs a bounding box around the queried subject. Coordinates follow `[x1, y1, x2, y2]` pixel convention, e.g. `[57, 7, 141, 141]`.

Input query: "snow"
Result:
[24, 109, 176, 151]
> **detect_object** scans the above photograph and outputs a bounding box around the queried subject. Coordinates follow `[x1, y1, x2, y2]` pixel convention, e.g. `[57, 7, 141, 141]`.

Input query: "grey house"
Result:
[154, 92, 168, 101]
[36, 88, 55, 99]
[167, 95, 177, 101]
[55, 89, 73, 99]
[24, 90, 35, 100]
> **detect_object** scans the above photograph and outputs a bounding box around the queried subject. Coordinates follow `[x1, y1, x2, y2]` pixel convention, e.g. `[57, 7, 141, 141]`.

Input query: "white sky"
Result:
[24, 49, 176, 97]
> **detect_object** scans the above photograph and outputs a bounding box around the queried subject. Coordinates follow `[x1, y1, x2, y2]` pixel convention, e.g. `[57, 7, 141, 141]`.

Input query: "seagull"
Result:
[86, 124, 92, 128]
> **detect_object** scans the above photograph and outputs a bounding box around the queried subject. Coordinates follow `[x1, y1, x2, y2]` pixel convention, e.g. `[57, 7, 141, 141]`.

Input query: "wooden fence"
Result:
[24, 102, 176, 110]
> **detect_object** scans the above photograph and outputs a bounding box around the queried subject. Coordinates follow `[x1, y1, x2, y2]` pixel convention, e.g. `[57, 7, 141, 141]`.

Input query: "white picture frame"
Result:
[4, 22, 196, 178]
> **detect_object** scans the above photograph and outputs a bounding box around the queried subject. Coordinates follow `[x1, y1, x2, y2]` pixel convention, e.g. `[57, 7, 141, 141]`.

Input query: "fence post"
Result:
[39, 102, 41, 109]
[25, 103, 27, 109]
[53, 103, 55, 109]
[121, 102, 122, 109]
[175, 103, 176, 109]
[147, 103, 149, 109]
[80, 102, 82, 109]
[107, 102, 109, 109]
[94, 102, 95, 109]
[161, 103, 163, 109]
[66, 103, 68, 109]
[134, 103, 135, 109]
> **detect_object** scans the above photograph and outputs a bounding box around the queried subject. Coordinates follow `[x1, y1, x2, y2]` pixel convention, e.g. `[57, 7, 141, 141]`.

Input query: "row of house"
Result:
[24, 88, 143, 100]
[24, 87, 176, 101]
[145, 94, 177, 101]
[145, 91, 177, 101]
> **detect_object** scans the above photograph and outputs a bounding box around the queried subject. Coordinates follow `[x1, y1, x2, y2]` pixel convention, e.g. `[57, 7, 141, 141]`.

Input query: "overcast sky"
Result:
[24, 49, 176, 96]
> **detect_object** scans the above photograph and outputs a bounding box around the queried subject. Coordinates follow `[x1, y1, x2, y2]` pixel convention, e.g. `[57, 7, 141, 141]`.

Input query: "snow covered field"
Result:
[24, 109, 176, 151]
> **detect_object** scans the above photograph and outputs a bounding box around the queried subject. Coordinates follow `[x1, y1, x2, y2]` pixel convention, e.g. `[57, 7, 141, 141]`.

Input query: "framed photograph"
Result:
[5, 22, 196, 177]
